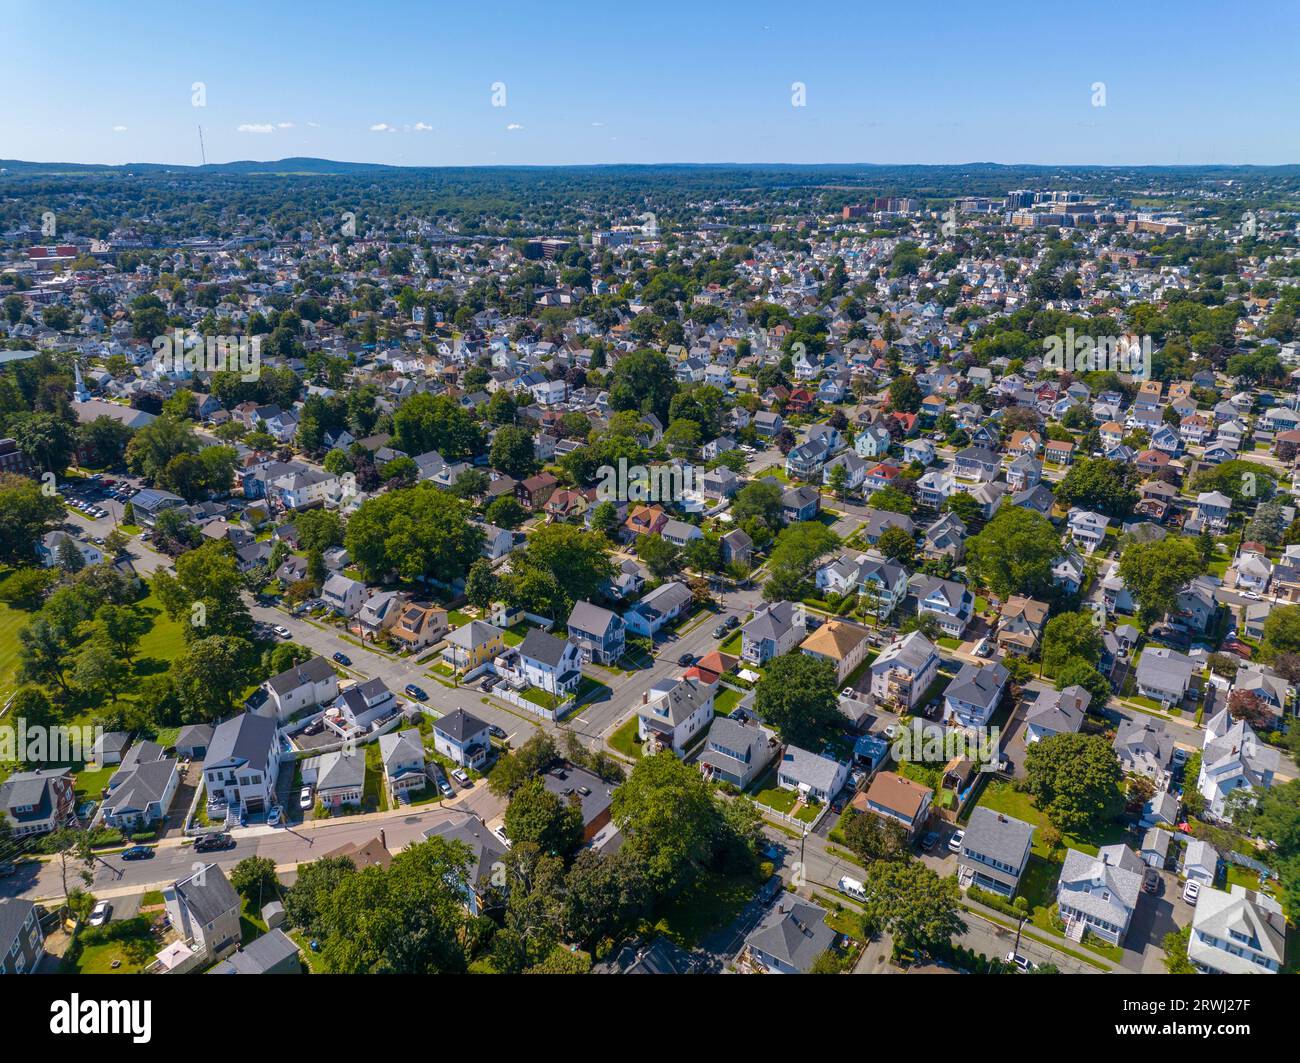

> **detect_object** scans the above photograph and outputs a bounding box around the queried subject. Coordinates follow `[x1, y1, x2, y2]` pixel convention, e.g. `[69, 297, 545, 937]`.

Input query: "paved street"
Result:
[2, 779, 505, 904]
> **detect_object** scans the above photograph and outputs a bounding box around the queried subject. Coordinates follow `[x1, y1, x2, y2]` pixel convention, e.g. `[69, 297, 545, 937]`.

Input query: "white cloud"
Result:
[112, 125, 128, 132]
[370, 122, 393, 132]
[591, 121, 604, 127]
[506, 122, 523, 131]
[277, 121, 294, 129]
[413, 121, 433, 132]
[237, 123, 274, 134]
[307, 121, 320, 128]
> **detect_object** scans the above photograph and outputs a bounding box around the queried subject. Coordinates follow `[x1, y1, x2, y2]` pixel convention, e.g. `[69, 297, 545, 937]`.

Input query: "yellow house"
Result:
[441, 620, 505, 673]
[799, 620, 872, 684]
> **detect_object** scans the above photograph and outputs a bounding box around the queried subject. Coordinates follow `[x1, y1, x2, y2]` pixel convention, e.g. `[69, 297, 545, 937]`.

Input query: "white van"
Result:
[838, 876, 867, 900]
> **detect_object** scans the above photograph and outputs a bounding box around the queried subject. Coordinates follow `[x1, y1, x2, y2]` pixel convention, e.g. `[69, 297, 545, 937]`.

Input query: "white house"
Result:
[203, 713, 281, 818]
[637, 675, 715, 755]
[775, 745, 850, 804]
[321, 573, 366, 618]
[432, 708, 492, 770]
[1188, 885, 1287, 974]
[870, 631, 940, 711]
[1056, 843, 1144, 946]
[260, 655, 339, 722]
[1197, 709, 1279, 820]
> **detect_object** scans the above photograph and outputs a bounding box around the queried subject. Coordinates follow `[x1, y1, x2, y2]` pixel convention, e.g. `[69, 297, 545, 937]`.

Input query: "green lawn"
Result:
[0, 596, 29, 688]
[608, 716, 643, 759]
[974, 780, 1127, 858]
[714, 686, 742, 716]
[73, 764, 116, 804]
[752, 773, 799, 815]
[65, 916, 159, 974]
[718, 630, 743, 654]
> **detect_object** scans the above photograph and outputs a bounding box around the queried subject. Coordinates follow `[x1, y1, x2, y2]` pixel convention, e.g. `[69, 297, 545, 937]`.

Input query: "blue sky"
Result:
[3, 0, 1298, 167]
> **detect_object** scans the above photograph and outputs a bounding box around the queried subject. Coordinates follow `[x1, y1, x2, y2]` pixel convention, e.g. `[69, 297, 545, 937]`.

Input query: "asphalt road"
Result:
[2, 779, 505, 904]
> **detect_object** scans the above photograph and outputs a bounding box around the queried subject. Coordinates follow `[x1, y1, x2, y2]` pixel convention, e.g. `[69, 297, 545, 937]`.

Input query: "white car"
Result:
[299, 786, 313, 810]
[1006, 951, 1034, 972]
[1240, 590, 1261, 601]
[88, 901, 111, 927]
[840, 687, 857, 700]
[1183, 880, 1201, 906]
[947, 829, 965, 853]
[274, 625, 291, 639]
[451, 768, 471, 786]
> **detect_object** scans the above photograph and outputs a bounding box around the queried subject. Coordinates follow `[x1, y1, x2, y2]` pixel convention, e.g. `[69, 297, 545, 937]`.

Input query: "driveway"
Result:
[1121, 868, 1193, 972]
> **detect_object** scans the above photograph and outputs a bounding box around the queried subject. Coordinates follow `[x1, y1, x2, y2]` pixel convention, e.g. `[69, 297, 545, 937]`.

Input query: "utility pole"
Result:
[197, 125, 207, 167]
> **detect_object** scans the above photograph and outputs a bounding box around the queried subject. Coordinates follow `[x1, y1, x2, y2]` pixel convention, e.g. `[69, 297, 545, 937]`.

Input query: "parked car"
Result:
[1143, 868, 1162, 894]
[267, 806, 284, 827]
[947, 829, 965, 853]
[332, 651, 351, 666]
[437, 776, 454, 798]
[88, 901, 112, 927]
[840, 687, 856, 700]
[1006, 952, 1034, 972]
[920, 830, 940, 852]
[1183, 879, 1201, 906]
[194, 833, 234, 854]
[120, 845, 154, 861]
[479, 676, 497, 692]
[838, 876, 867, 900]
[273, 625, 291, 639]
[488, 724, 507, 740]
[451, 768, 471, 786]
[677, 652, 696, 667]
[712, 623, 729, 639]
[405, 683, 429, 701]
[299, 786, 314, 810]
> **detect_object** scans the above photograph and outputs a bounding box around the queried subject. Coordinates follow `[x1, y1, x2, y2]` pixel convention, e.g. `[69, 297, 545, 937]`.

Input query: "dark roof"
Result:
[518, 627, 571, 668]
[174, 862, 240, 925]
[434, 708, 489, 743]
[0, 899, 36, 952]
[204, 713, 278, 774]
[210, 928, 301, 974]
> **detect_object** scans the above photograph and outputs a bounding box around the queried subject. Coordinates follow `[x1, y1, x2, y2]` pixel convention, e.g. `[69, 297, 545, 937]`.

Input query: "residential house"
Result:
[698, 716, 778, 790]
[996, 596, 1049, 656]
[301, 748, 365, 809]
[908, 573, 973, 637]
[943, 660, 1009, 729]
[432, 708, 492, 770]
[958, 807, 1035, 898]
[1024, 685, 1090, 744]
[260, 655, 339, 722]
[870, 631, 941, 712]
[499, 628, 583, 698]
[422, 815, 509, 916]
[1113, 716, 1175, 788]
[1197, 709, 1278, 820]
[442, 620, 506, 674]
[1188, 885, 1287, 974]
[388, 603, 449, 651]
[321, 573, 366, 618]
[740, 601, 806, 665]
[775, 745, 850, 804]
[164, 863, 242, 962]
[203, 713, 281, 817]
[0, 899, 45, 974]
[624, 580, 694, 638]
[638, 675, 715, 755]
[1056, 844, 1144, 946]
[1135, 647, 1197, 706]
[743, 899, 836, 974]
[855, 771, 932, 838]
[0, 769, 76, 837]
[377, 728, 429, 803]
[566, 601, 626, 666]
[799, 619, 872, 684]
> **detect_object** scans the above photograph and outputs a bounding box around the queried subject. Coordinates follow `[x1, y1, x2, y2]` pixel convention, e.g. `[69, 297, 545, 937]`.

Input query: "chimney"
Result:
[642, 692, 649, 704]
